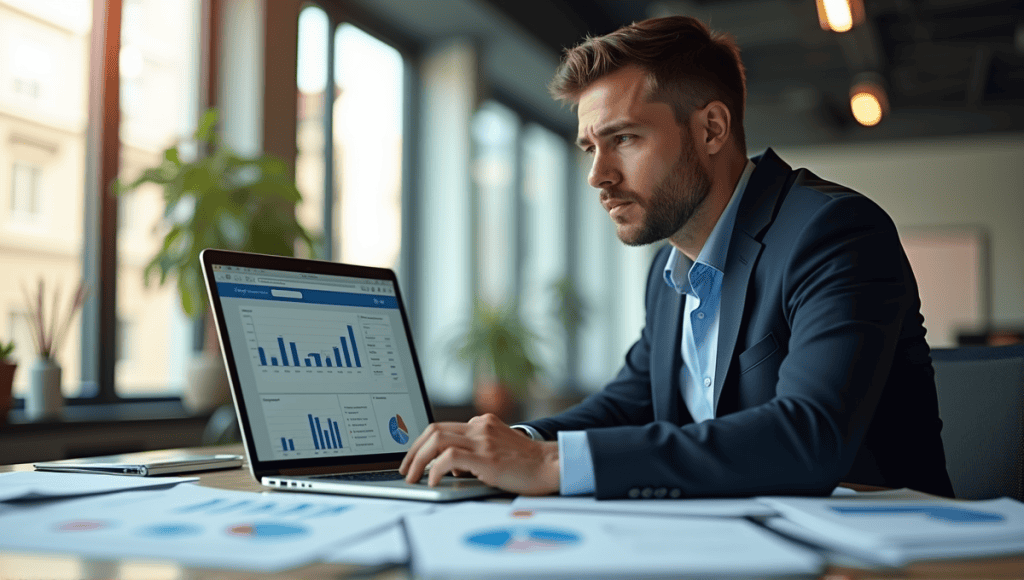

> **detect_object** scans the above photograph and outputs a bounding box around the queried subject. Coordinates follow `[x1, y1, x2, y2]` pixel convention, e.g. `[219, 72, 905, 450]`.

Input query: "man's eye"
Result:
[615, 135, 633, 144]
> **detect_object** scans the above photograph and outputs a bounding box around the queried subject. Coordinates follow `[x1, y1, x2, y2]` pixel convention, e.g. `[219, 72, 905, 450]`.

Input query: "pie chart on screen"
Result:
[389, 414, 410, 444]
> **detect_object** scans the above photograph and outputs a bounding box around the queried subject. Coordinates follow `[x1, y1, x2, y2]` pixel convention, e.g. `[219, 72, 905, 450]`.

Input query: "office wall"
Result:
[775, 133, 1024, 331]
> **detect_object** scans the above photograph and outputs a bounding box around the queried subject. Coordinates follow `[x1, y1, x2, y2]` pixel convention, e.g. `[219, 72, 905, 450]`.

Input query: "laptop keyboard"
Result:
[312, 470, 407, 482]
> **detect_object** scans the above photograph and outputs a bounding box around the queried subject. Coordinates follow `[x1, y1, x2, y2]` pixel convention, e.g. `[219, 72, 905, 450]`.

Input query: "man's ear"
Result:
[693, 101, 731, 156]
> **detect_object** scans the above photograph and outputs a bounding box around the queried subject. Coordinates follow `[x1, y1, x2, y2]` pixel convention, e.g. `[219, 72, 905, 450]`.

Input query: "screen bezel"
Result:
[200, 248, 435, 478]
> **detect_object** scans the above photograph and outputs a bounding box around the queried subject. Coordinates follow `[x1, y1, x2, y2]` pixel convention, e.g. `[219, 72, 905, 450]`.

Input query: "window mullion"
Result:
[82, 0, 123, 403]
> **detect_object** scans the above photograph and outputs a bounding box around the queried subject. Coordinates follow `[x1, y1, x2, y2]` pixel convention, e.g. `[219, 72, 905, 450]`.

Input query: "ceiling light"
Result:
[849, 74, 888, 127]
[816, 0, 865, 33]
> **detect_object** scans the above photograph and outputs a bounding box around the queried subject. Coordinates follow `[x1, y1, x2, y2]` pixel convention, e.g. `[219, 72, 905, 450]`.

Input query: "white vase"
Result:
[183, 350, 231, 414]
[27, 357, 62, 420]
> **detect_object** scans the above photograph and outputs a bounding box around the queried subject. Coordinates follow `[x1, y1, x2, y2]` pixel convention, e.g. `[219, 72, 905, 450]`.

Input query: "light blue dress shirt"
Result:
[554, 160, 756, 496]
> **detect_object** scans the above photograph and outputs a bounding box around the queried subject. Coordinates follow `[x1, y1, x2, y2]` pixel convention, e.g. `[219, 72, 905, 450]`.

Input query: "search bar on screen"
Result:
[271, 289, 303, 299]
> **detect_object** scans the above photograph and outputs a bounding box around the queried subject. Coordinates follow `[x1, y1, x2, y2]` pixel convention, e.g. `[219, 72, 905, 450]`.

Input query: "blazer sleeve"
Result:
[522, 247, 671, 439]
[583, 194, 916, 498]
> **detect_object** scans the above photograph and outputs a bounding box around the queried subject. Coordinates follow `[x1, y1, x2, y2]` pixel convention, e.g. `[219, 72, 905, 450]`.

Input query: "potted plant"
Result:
[0, 340, 16, 423]
[19, 279, 88, 421]
[452, 300, 542, 422]
[117, 108, 319, 412]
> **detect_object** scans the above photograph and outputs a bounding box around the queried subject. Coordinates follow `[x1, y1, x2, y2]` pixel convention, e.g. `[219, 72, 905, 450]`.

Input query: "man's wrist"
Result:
[511, 424, 543, 440]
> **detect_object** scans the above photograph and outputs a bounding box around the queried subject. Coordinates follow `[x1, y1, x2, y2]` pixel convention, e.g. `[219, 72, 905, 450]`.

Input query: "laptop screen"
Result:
[208, 262, 429, 465]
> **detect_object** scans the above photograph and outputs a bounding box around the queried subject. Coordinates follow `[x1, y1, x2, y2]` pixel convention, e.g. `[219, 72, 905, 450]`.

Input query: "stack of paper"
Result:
[406, 503, 823, 579]
[0, 483, 430, 571]
[760, 496, 1024, 566]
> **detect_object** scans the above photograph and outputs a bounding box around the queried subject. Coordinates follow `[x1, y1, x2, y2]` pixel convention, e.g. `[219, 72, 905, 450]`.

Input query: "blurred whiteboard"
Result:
[901, 228, 989, 347]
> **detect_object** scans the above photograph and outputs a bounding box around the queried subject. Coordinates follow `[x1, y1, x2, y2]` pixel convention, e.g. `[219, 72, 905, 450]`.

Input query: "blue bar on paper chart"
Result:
[278, 338, 289, 367]
[281, 437, 288, 451]
[271, 357, 278, 366]
[308, 415, 320, 450]
[305, 358, 311, 367]
[333, 347, 342, 367]
[315, 417, 326, 449]
[348, 326, 361, 367]
[259, 348, 267, 366]
[310, 353, 322, 367]
[288, 439, 295, 451]
[340, 337, 352, 366]
[332, 420, 343, 448]
[326, 358, 332, 367]
[290, 342, 300, 366]
[323, 430, 332, 448]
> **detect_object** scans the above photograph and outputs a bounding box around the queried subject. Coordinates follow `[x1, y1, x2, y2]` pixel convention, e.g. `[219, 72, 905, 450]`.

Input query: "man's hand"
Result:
[398, 414, 560, 496]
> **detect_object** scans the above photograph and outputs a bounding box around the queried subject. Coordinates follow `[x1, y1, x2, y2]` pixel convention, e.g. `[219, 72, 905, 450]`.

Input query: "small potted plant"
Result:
[452, 300, 543, 422]
[117, 108, 319, 412]
[0, 340, 16, 423]
[20, 279, 88, 420]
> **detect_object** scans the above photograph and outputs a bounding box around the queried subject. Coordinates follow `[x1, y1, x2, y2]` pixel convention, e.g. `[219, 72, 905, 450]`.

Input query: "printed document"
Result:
[406, 503, 822, 579]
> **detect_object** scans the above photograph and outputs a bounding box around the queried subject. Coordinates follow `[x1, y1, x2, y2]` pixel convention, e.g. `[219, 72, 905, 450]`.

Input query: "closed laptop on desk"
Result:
[200, 249, 501, 501]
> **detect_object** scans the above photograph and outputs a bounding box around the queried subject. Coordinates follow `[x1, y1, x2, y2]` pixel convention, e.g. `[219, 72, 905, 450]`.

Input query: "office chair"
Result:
[930, 343, 1024, 501]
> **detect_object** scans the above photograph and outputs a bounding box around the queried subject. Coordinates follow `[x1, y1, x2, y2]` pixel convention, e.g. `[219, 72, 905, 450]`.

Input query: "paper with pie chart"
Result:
[406, 503, 822, 579]
[0, 483, 429, 571]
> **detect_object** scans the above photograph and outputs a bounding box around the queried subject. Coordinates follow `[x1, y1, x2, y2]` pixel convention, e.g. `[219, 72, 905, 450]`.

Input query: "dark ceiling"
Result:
[481, 0, 1024, 148]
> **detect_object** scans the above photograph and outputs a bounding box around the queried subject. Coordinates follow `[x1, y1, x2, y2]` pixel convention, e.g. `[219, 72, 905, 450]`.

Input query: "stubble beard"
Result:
[615, 137, 712, 247]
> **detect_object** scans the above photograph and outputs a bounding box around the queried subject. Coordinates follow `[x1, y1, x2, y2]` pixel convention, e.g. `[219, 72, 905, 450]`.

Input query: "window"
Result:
[9, 162, 42, 221]
[0, 0, 90, 397]
[296, 12, 405, 270]
[114, 0, 199, 396]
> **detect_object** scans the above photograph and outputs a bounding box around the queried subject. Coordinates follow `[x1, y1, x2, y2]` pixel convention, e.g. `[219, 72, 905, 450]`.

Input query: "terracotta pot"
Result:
[0, 362, 15, 423]
[473, 381, 520, 423]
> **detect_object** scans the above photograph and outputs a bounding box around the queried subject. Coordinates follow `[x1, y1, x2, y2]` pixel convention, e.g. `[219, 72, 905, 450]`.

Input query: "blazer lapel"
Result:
[714, 149, 792, 412]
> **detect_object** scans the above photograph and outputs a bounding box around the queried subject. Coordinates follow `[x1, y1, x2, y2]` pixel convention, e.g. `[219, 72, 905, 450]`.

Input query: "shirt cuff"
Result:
[510, 424, 544, 441]
[557, 431, 596, 496]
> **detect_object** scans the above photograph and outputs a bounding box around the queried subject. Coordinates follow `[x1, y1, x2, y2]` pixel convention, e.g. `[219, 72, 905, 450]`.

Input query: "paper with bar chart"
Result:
[239, 305, 404, 394]
[0, 482, 430, 572]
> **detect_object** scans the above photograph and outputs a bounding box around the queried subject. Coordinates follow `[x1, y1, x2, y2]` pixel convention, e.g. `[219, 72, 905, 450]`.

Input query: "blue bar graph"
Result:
[348, 326, 361, 367]
[278, 338, 289, 367]
[314, 417, 326, 449]
[288, 439, 295, 451]
[281, 437, 288, 451]
[259, 330, 363, 369]
[307, 413, 344, 450]
[308, 415, 320, 450]
[341, 337, 352, 366]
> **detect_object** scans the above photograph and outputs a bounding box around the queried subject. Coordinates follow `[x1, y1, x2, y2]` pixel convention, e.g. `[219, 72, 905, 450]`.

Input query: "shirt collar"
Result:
[664, 160, 756, 293]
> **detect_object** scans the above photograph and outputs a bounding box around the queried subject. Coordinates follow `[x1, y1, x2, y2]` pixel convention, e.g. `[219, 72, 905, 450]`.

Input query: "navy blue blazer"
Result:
[527, 149, 954, 499]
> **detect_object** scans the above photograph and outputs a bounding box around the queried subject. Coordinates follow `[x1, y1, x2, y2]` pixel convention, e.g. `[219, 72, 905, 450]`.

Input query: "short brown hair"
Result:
[550, 16, 747, 152]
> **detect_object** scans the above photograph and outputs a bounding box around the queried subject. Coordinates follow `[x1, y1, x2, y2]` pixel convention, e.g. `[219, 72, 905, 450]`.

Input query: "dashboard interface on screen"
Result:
[210, 264, 429, 463]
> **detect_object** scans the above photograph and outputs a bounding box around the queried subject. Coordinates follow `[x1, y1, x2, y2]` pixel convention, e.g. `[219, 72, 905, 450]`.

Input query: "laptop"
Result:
[200, 249, 503, 501]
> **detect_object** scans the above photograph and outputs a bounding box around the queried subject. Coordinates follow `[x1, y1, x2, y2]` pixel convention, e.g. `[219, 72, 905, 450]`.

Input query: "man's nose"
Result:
[588, 151, 620, 190]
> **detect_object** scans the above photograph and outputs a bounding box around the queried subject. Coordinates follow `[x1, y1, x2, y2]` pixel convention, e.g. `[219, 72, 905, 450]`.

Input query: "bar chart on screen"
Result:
[239, 306, 405, 394]
[261, 394, 387, 459]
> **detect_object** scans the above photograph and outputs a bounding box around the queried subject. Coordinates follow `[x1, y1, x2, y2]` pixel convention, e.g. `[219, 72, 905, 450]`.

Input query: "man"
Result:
[400, 16, 954, 499]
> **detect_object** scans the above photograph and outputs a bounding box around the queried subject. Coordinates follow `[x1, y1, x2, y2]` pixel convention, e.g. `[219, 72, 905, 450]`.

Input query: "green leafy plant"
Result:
[0, 340, 14, 362]
[452, 300, 542, 401]
[551, 276, 587, 346]
[115, 108, 319, 319]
